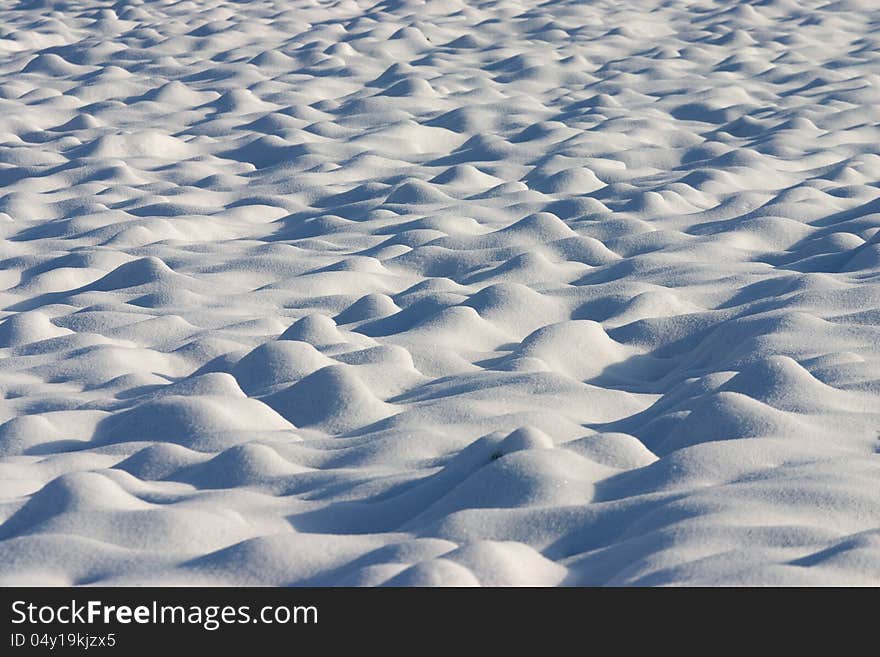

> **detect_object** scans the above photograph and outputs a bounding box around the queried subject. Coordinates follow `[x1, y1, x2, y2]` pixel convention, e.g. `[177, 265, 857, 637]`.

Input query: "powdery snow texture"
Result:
[0, 0, 880, 585]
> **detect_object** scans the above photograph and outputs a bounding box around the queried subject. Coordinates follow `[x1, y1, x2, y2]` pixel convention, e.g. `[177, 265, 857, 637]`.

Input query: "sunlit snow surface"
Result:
[1, 0, 880, 585]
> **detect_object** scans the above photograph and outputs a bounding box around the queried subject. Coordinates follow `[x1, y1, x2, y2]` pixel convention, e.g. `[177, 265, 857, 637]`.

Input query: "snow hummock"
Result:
[1, 0, 880, 586]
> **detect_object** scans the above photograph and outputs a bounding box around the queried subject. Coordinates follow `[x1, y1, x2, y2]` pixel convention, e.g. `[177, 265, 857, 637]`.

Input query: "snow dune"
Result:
[1, 0, 880, 585]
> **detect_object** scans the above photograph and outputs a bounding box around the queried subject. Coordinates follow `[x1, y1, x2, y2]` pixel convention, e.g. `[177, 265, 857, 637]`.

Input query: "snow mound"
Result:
[2, 0, 880, 586]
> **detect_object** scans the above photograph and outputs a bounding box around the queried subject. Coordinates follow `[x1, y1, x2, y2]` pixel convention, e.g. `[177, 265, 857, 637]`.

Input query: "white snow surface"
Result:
[1, 0, 880, 586]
